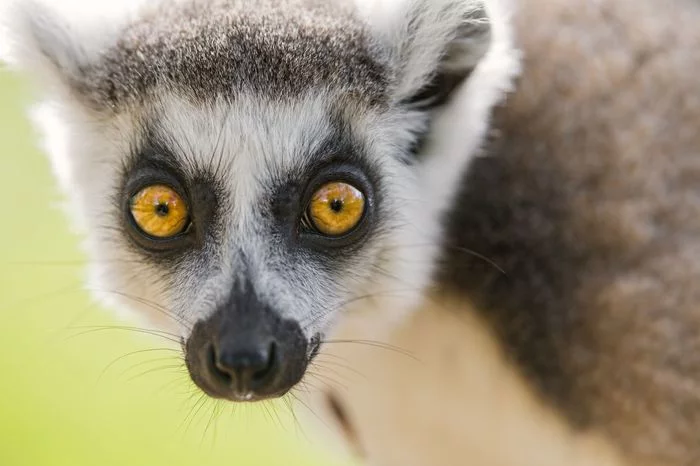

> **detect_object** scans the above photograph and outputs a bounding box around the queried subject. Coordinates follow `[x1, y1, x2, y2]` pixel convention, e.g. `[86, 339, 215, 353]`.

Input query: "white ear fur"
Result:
[1, 1, 83, 81]
[357, 0, 493, 104]
[0, 0, 144, 90]
[419, 0, 520, 215]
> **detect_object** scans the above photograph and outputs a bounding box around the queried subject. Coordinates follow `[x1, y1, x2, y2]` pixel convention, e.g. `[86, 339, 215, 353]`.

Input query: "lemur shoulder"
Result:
[307, 1, 700, 465]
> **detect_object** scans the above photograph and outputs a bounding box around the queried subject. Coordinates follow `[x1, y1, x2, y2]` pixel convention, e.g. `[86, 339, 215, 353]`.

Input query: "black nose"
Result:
[184, 285, 310, 402]
[208, 340, 277, 395]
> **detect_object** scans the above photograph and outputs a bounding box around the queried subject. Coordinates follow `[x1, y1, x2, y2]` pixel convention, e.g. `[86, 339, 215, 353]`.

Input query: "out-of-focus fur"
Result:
[305, 0, 700, 465]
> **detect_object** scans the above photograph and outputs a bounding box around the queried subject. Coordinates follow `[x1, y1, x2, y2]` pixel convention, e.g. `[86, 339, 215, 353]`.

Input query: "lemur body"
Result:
[1, 0, 699, 465]
[308, 1, 700, 465]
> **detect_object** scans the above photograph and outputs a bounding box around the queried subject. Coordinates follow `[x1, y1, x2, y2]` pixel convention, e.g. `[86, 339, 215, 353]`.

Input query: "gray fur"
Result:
[297, 1, 700, 465]
[439, 0, 700, 463]
[78, 0, 390, 108]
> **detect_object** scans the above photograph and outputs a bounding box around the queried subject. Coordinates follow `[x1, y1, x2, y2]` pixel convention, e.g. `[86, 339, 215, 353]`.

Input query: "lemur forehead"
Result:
[80, 0, 389, 109]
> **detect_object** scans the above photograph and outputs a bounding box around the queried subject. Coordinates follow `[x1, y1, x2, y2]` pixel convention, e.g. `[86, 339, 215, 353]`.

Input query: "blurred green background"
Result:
[0, 69, 353, 466]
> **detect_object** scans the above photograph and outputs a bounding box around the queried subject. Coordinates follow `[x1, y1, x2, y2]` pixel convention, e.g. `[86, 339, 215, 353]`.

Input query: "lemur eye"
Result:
[307, 182, 366, 237]
[129, 185, 189, 238]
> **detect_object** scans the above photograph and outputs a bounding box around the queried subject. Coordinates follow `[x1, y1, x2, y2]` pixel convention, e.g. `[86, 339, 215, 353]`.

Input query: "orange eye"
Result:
[129, 185, 189, 238]
[308, 182, 366, 237]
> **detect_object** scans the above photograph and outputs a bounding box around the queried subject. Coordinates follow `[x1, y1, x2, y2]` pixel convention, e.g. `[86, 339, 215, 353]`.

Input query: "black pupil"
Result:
[155, 203, 169, 217]
[330, 199, 344, 213]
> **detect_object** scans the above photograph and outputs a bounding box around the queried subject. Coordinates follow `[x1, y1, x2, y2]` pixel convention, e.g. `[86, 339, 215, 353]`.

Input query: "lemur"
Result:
[2, 0, 700, 465]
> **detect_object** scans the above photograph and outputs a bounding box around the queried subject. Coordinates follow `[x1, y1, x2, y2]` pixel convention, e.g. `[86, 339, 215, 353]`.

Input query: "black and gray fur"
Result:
[0, 0, 506, 404]
[440, 0, 700, 462]
[44, 0, 390, 108]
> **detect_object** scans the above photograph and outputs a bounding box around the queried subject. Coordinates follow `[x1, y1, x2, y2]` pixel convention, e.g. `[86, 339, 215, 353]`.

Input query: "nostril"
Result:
[252, 341, 276, 383]
[208, 344, 232, 383]
[207, 340, 278, 393]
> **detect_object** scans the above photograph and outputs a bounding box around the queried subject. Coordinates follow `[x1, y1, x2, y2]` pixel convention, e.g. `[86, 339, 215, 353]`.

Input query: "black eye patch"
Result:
[297, 163, 374, 248]
[264, 124, 381, 259]
[118, 135, 222, 259]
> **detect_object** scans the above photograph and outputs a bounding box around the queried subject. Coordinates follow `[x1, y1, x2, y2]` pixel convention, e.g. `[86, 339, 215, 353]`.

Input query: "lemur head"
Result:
[1, 0, 516, 401]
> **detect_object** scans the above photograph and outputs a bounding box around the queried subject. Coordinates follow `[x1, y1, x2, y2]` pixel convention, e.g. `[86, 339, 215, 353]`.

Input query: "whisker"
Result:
[311, 358, 368, 381]
[179, 393, 209, 438]
[301, 287, 423, 330]
[321, 339, 419, 361]
[98, 347, 181, 382]
[282, 395, 310, 443]
[201, 400, 221, 448]
[125, 364, 186, 383]
[64, 325, 182, 345]
[88, 289, 192, 330]
[117, 356, 185, 381]
[4, 258, 153, 267]
[381, 242, 507, 276]
[67, 324, 181, 339]
[151, 376, 189, 399]
[1, 282, 83, 314]
[288, 391, 333, 432]
[306, 371, 348, 393]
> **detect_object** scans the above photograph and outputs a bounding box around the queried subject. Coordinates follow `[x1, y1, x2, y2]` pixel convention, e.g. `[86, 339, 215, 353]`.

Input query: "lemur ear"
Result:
[359, 0, 492, 109]
[1, 1, 84, 85]
[0, 0, 138, 96]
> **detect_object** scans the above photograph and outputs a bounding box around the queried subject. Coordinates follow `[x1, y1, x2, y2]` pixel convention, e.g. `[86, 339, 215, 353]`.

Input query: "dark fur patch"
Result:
[326, 391, 366, 459]
[264, 115, 384, 270]
[117, 127, 226, 268]
[76, 0, 389, 108]
[438, 0, 700, 463]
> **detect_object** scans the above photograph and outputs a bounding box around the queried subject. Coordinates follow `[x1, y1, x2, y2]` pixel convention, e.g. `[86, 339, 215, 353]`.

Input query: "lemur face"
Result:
[114, 94, 408, 400]
[110, 93, 420, 400]
[1, 0, 515, 401]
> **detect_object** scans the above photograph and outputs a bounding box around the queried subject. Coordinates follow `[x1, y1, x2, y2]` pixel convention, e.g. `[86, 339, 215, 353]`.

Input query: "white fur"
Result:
[356, 0, 490, 102]
[0, 0, 147, 90]
[419, 0, 519, 236]
[302, 295, 627, 466]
